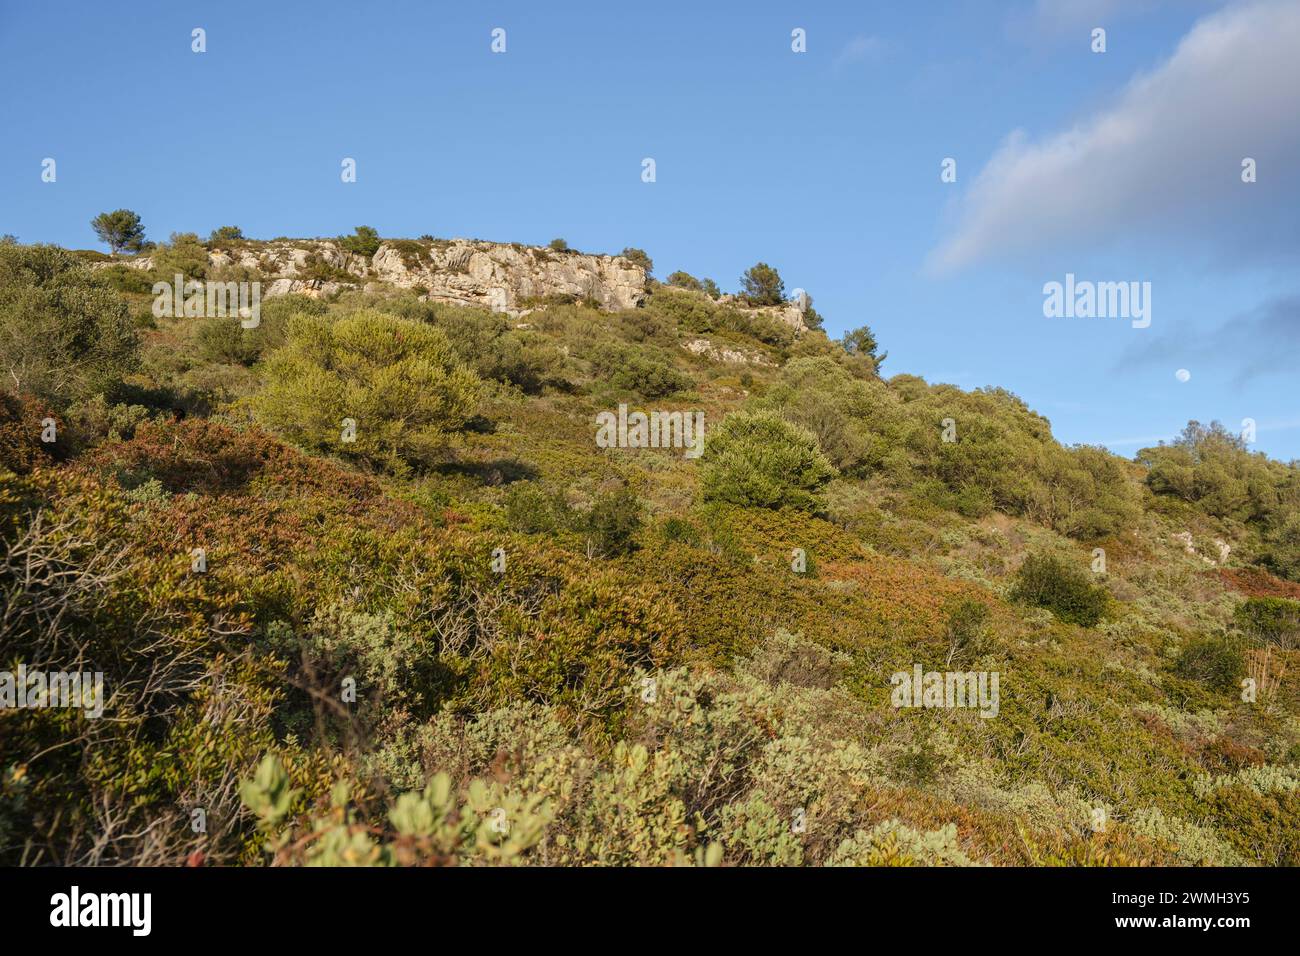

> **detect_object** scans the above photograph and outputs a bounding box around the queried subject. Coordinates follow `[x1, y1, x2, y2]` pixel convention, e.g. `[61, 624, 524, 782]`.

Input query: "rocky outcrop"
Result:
[369, 241, 646, 313]
[96, 238, 649, 315]
[1172, 531, 1233, 566]
[682, 338, 776, 366]
[716, 294, 811, 334]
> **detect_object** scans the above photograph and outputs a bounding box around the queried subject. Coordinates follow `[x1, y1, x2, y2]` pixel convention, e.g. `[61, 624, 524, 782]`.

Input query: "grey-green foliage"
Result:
[0, 243, 139, 407]
[829, 820, 975, 866]
[196, 294, 327, 368]
[240, 756, 553, 866]
[588, 341, 693, 399]
[369, 631, 952, 867]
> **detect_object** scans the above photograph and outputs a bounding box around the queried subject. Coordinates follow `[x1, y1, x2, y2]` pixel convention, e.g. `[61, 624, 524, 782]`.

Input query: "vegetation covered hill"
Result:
[1, 230, 1297, 866]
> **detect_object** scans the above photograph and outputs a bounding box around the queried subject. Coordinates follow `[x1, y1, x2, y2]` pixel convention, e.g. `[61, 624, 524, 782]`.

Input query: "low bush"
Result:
[1233, 597, 1300, 649]
[701, 411, 837, 512]
[1010, 553, 1108, 627]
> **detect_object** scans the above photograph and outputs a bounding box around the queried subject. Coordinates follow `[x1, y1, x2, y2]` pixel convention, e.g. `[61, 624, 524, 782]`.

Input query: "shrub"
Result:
[579, 486, 643, 557]
[667, 271, 703, 292]
[503, 483, 574, 535]
[0, 392, 62, 472]
[340, 226, 382, 257]
[208, 225, 244, 244]
[750, 357, 887, 476]
[1139, 422, 1300, 574]
[1175, 635, 1246, 691]
[0, 469, 277, 865]
[588, 342, 692, 399]
[619, 247, 653, 276]
[150, 232, 210, 280]
[240, 756, 553, 866]
[253, 310, 482, 473]
[0, 243, 139, 408]
[1233, 597, 1300, 649]
[548, 238, 569, 252]
[1010, 553, 1108, 627]
[643, 286, 793, 348]
[942, 597, 991, 665]
[701, 411, 837, 512]
[196, 316, 260, 366]
[423, 306, 566, 394]
[97, 264, 155, 295]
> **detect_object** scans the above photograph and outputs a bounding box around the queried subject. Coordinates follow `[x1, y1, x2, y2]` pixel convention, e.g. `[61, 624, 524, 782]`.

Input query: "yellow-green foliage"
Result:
[254, 309, 481, 474]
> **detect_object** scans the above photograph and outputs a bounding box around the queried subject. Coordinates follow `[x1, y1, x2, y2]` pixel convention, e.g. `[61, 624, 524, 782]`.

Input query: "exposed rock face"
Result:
[95, 239, 649, 315]
[370, 241, 646, 313]
[1173, 531, 1232, 566]
[716, 294, 810, 334]
[682, 338, 776, 366]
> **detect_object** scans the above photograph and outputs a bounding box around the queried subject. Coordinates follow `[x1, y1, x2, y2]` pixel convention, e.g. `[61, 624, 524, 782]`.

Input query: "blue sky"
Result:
[2, 0, 1297, 461]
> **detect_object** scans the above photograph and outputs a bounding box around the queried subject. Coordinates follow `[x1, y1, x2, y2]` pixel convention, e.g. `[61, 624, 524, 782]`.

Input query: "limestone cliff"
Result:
[104, 238, 649, 315]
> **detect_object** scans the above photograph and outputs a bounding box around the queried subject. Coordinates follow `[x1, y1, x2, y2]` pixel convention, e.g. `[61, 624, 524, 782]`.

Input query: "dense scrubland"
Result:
[1, 231, 1297, 866]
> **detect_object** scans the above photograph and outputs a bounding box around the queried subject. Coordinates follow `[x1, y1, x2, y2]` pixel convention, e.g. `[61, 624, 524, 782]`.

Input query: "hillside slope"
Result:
[1, 234, 1297, 866]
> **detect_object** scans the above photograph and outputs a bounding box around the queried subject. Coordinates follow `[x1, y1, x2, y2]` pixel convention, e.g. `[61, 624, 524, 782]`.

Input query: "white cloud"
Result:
[832, 35, 883, 70]
[930, 0, 1300, 273]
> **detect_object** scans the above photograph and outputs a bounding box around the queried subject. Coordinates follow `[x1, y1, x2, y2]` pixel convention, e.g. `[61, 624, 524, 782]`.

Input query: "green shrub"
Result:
[667, 271, 703, 292]
[1140, 422, 1300, 579]
[579, 486, 643, 557]
[253, 309, 482, 474]
[196, 316, 261, 366]
[430, 307, 566, 394]
[340, 226, 382, 257]
[1175, 635, 1245, 691]
[0, 469, 278, 865]
[1233, 597, 1300, 649]
[619, 247, 653, 275]
[0, 243, 139, 408]
[1010, 553, 1108, 627]
[942, 597, 991, 665]
[150, 232, 210, 280]
[701, 411, 837, 512]
[97, 264, 155, 295]
[750, 357, 887, 476]
[588, 342, 692, 399]
[503, 483, 574, 535]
